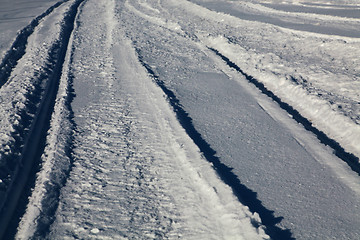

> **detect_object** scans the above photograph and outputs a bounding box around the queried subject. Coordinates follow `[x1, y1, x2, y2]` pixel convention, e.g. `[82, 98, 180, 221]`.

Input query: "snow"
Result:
[90, 228, 100, 234]
[117, 0, 360, 238]
[191, 0, 360, 38]
[14, 1, 82, 238]
[185, 0, 360, 161]
[203, 35, 360, 160]
[0, 0, 75, 211]
[16, 0, 268, 239]
[0, 0, 60, 60]
[0, 0, 359, 239]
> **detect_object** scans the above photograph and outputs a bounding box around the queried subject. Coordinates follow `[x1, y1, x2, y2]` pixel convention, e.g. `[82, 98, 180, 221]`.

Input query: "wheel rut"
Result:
[0, 1, 85, 238]
[209, 47, 360, 177]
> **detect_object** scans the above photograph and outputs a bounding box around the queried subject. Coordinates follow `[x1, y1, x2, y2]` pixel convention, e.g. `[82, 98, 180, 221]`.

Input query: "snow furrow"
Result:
[0, 0, 84, 238]
[15, 1, 85, 239]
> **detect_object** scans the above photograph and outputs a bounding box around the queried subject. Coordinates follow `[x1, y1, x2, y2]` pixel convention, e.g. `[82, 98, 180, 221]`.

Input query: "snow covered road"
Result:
[0, 0, 360, 239]
[18, 1, 266, 238]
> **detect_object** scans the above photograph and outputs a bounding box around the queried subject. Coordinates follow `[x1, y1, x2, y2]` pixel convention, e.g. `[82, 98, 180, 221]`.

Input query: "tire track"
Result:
[135, 49, 294, 240]
[0, 0, 84, 238]
[209, 47, 360, 177]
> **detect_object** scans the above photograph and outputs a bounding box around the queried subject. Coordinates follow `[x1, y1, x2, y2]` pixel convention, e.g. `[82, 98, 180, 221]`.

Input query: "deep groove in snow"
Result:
[0, 0, 68, 89]
[0, 0, 84, 238]
[25, 6, 82, 240]
[135, 48, 294, 240]
[209, 47, 360, 177]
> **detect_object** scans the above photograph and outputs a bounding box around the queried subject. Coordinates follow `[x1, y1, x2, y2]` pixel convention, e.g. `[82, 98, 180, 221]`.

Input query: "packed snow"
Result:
[16, 0, 267, 239]
[0, 0, 359, 239]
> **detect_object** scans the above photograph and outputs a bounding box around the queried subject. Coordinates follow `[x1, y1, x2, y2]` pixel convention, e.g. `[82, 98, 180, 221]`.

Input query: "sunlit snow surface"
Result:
[0, 0, 359, 239]
[113, 0, 360, 238]
[16, 1, 267, 239]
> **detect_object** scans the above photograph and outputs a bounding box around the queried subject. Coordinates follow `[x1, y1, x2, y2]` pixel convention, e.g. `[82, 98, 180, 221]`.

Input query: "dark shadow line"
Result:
[135, 48, 295, 240]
